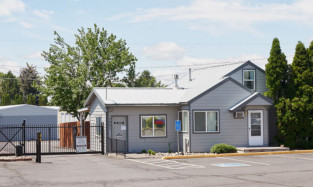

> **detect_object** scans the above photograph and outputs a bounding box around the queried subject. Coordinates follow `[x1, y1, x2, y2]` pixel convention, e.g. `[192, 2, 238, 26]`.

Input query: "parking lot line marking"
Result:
[128, 159, 204, 169]
[212, 163, 250, 167]
[273, 155, 313, 161]
[146, 160, 171, 164]
[216, 157, 271, 166]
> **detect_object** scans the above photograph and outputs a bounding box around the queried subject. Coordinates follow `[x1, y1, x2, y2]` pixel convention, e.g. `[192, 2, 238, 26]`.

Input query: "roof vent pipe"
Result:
[189, 68, 192, 81]
[174, 74, 179, 88]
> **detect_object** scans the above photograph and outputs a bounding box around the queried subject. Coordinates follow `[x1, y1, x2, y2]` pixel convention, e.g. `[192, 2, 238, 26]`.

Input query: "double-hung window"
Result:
[194, 111, 219, 132]
[141, 115, 166, 137]
[96, 117, 101, 136]
[243, 70, 255, 90]
[178, 111, 189, 132]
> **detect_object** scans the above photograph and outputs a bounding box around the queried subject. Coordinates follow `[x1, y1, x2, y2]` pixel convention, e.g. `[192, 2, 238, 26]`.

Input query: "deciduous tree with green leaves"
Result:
[42, 24, 137, 120]
[1, 71, 21, 104]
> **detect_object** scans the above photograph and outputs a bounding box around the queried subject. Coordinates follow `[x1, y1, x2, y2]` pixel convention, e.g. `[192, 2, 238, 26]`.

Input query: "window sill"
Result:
[193, 131, 220, 134]
[140, 136, 167, 138]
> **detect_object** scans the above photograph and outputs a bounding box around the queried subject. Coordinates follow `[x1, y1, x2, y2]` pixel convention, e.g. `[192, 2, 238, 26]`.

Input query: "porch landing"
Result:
[236, 146, 289, 153]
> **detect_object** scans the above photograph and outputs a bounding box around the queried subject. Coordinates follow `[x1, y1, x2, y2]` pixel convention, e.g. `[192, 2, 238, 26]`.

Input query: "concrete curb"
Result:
[0, 156, 32, 162]
[162, 150, 313, 159]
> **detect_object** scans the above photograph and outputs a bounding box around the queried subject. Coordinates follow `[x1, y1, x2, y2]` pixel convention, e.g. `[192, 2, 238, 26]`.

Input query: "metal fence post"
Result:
[49, 127, 51, 154]
[101, 125, 104, 155]
[36, 132, 41, 163]
[22, 120, 26, 155]
[124, 140, 126, 159]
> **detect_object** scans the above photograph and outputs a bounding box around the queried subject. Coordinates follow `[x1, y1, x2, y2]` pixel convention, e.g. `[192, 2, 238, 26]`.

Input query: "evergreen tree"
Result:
[39, 95, 48, 106]
[13, 94, 24, 104]
[275, 41, 313, 148]
[20, 63, 41, 102]
[1, 94, 10, 105]
[134, 70, 164, 87]
[292, 42, 308, 95]
[265, 38, 289, 104]
[27, 94, 36, 105]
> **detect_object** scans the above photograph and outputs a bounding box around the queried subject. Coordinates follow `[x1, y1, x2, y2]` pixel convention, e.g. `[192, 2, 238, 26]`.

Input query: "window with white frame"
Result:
[96, 117, 101, 136]
[243, 70, 255, 90]
[178, 111, 189, 132]
[141, 115, 166, 137]
[194, 111, 219, 132]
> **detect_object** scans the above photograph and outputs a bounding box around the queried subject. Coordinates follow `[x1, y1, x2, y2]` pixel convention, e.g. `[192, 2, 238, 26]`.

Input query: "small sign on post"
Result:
[175, 120, 181, 154]
[76, 136, 87, 153]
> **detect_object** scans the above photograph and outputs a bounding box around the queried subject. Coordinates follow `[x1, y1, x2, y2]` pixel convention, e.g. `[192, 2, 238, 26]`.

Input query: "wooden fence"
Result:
[59, 121, 90, 149]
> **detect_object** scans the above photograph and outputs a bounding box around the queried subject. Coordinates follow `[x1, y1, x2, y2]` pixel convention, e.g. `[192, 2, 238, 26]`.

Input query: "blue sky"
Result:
[1, 0, 313, 84]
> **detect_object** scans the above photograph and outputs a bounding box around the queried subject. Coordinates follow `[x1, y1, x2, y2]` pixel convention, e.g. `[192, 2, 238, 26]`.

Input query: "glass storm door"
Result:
[248, 110, 263, 146]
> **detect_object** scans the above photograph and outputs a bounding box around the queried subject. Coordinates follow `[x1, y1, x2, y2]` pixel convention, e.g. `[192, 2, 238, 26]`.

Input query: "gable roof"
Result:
[229, 92, 273, 112]
[84, 61, 268, 106]
[224, 60, 265, 77]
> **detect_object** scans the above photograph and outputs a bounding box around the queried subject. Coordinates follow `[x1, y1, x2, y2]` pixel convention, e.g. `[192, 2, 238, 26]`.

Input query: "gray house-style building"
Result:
[82, 61, 274, 153]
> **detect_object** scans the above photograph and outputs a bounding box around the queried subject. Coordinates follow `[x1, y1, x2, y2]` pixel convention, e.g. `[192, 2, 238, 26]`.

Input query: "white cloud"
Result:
[0, 56, 21, 75]
[19, 21, 33, 28]
[32, 9, 54, 20]
[22, 52, 43, 60]
[0, 0, 25, 17]
[112, 0, 313, 33]
[142, 42, 186, 60]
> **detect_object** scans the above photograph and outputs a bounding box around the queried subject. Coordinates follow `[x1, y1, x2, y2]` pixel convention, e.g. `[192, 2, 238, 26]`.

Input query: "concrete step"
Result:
[236, 147, 290, 153]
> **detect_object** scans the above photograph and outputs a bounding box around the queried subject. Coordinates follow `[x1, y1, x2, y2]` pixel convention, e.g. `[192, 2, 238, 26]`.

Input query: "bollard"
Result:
[36, 132, 41, 163]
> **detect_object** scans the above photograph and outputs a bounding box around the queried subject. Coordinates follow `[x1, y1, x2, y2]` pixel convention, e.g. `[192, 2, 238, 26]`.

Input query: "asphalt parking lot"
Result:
[1, 153, 313, 186]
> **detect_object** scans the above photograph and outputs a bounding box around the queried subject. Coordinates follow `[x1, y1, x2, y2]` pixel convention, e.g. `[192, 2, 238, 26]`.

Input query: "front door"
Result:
[111, 116, 127, 153]
[248, 110, 263, 146]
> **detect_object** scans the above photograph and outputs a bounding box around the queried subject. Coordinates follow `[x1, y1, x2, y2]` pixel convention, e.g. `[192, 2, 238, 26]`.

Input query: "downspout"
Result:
[106, 108, 109, 155]
[188, 102, 192, 153]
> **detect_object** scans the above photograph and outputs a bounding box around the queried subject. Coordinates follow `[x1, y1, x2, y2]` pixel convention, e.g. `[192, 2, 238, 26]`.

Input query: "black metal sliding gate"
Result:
[0, 122, 104, 156]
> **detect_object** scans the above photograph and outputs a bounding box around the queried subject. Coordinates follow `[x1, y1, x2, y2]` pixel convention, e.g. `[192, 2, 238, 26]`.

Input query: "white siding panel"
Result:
[89, 96, 107, 152]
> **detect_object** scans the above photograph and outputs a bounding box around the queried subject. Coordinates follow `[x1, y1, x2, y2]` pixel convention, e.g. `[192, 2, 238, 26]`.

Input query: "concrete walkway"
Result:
[236, 146, 289, 153]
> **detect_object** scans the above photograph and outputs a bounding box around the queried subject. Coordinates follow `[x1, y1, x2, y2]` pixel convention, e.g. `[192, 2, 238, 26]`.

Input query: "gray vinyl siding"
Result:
[189, 80, 252, 152]
[246, 97, 271, 106]
[108, 106, 178, 153]
[89, 96, 107, 152]
[245, 106, 269, 146]
[228, 64, 267, 93]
